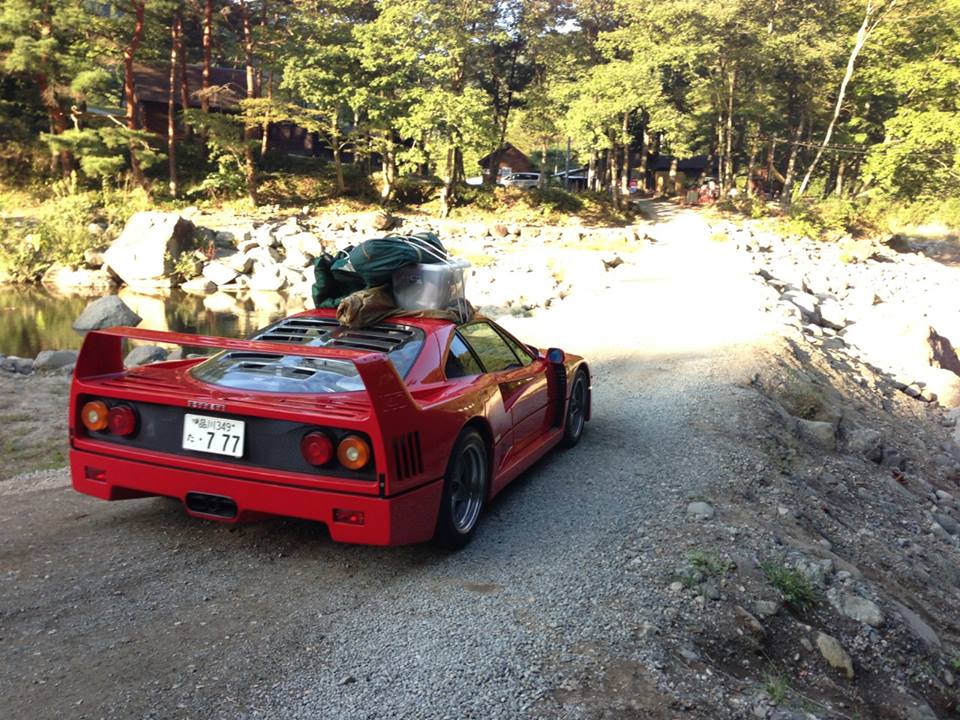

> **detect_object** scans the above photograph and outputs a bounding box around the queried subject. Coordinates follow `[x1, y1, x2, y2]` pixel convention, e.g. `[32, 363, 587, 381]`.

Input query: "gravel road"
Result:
[0, 202, 779, 719]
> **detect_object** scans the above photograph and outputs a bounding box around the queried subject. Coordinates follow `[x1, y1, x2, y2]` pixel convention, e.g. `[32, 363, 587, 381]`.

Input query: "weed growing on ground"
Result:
[763, 670, 790, 704]
[760, 561, 819, 611]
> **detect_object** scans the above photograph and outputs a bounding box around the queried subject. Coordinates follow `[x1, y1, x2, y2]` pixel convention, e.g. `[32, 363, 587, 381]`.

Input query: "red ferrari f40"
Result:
[69, 311, 590, 547]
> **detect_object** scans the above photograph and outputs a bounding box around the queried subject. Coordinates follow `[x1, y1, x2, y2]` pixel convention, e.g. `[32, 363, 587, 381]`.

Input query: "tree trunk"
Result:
[168, 12, 182, 198]
[177, 27, 191, 140]
[780, 118, 804, 211]
[797, 0, 883, 197]
[638, 126, 648, 192]
[240, 0, 258, 205]
[588, 153, 597, 192]
[834, 156, 847, 196]
[35, 73, 73, 176]
[439, 146, 455, 218]
[201, 0, 213, 112]
[453, 147, 465, 184]
[261, 69, 273, 156]
[724, 65, 736, 193]
[331, 107, 344, 195]
[380, 133, 396, 202]
[620, 111, 631, 198]
[124, 0, 148, 191]
[745, 132, 759, 199]
[668, 157, 678, 196]
[539, 141, 549, 188]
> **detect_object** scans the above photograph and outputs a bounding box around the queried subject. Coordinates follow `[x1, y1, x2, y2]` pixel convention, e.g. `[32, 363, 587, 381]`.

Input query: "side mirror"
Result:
[546, 347, 565, 364]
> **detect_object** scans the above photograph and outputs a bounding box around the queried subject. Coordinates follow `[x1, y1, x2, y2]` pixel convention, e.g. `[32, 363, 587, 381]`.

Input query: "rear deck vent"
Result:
[393, 431, 423, 480]
[255, 317, 415, 353]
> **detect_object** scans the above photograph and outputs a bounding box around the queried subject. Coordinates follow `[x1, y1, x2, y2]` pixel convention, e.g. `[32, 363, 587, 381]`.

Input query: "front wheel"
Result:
[434, 429, 489, 550]
[561, 368, 589, 448]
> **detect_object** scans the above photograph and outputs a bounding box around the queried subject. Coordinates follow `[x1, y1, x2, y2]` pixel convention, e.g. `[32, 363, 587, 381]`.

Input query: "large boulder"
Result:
[41, 263, 117, 293]
[103, 211, 194, 289]
[73, 295, 142, 331]
[124, 344, 169, 367]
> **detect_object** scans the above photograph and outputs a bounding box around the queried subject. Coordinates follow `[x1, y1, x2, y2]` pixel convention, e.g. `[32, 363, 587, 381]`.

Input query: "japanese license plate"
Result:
[182, 413, 245, 458]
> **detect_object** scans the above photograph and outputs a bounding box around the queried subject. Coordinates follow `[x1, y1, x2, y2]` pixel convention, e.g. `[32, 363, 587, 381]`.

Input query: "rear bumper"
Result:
[70, 449, 443, 546]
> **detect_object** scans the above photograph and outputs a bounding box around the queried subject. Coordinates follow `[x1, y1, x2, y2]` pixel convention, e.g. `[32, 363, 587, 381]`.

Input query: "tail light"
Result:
[80, 400, 109, 432]
[108, 405, 138, 436]
[337, 435, 371, 470]
[301, 431, 334, 466]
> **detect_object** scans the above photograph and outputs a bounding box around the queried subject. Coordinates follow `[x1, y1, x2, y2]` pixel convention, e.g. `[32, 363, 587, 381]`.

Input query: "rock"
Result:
[202, 260, 240, 286]
[180, 277, 217, 295]
[734, 605, 766, 640]
[490, 223, 509, 238]
[83, 248, 106, 268]
[73, 296, 142, 331]
[33, 349, 79, 372]
[102, 211, 194, 289]
[794, 418, 836, 450]
[283, 250, 313, 269]
[920, 388, 938, 403]
[799, 637, 814, 653]
[280, 231, 324, 258]
[817, 297, 847, 330]
[364, 210, 396, 232]
[881, 447, 907, 470]
[686, 501, 715, 521]
[783, 290, 820, 322]
[222, 252, 254, 274]
[815, 631, 855, 679]
[753, 600, 780, 619]
[2, 356, 34, 374]
[846, 427, 882, 462]
[928, 327, 960, 377]
[252, 224, 277, 249]
[249, 265, 288, 292]
[41, 264, 117, 293]
[934, 512, 958, 535]
[894, 602, 941, 647]
[124, 345, 169, 367]
[702, 580, 721, 601]
[87, 221, 107, 236]
[827, 589, 884, 627]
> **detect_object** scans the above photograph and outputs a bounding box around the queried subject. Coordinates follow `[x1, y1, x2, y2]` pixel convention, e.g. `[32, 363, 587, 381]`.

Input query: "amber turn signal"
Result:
[337, 435, 370, 470]
[80, 400, 109, 432]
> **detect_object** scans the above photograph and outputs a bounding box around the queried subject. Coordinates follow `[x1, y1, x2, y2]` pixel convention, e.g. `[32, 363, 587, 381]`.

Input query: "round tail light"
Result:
[80, 400, 109, 432]
[337, 435, 371, 471]
[108, 405, 138, 436]
[301, 431, 334, 466]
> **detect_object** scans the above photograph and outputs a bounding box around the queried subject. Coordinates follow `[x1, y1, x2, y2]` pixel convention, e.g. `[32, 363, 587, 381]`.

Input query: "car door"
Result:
[457, 322, 550, 455]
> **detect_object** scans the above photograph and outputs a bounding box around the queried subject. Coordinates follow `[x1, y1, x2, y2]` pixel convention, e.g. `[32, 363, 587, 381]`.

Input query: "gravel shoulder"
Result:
[3, 202, 957, 719]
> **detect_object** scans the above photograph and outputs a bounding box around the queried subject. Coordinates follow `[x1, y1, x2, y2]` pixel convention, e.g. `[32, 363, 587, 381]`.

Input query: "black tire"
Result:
[434, 428, 489, 550]
[561, 368, 589, 448]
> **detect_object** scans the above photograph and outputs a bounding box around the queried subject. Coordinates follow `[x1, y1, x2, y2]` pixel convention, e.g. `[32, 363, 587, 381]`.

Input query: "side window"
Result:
[445, 334, 483, 379]
[500, 332, 534, 367]
[459, 322, 521, 373]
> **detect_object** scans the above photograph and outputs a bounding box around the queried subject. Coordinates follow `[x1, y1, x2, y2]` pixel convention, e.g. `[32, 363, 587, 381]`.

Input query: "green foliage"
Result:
[763, 670, 790, 705]
[686, 550, 733, 577]
[0, 180, 151, 281]
[760, 561, 819, 611]
[182, 110, 248, 199]
[42, 126, 163, 181]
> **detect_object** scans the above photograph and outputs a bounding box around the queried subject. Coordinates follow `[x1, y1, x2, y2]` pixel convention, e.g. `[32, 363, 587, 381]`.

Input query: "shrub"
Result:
[760, 561, 818, 611]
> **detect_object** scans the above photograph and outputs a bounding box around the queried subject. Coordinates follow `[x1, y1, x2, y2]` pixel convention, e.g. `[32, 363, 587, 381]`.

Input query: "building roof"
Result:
[133, 63, 256, 110]
[478, 143, 530, 169]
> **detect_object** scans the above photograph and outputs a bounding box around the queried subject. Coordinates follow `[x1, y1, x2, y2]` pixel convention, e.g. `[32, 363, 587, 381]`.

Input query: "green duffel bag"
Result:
[347, 232, 446, 287]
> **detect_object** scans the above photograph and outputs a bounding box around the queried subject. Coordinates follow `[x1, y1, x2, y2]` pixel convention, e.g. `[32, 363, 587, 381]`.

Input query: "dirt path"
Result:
[0, 202, 783, 719]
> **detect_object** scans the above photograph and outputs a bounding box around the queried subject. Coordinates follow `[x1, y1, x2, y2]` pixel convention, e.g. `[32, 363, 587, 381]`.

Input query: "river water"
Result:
[0, 284, 305, 357]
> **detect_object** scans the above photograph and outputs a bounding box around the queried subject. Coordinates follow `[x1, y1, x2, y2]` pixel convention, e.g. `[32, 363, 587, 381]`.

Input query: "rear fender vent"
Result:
[393, 431, 423, 480]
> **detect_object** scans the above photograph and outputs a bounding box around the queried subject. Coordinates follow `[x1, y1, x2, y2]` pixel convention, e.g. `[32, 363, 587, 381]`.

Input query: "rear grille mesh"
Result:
[393, 431, 423, 480]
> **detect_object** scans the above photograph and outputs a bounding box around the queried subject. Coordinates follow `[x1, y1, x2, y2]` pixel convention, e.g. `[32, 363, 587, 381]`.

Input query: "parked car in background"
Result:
[498, 172, 541, 189]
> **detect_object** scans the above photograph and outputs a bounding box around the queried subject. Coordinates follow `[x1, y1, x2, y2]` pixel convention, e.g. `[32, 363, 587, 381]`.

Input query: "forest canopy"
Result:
[1, 0, 957, 222]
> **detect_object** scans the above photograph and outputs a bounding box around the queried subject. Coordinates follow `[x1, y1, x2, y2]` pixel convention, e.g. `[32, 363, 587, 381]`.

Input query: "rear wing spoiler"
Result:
[74, 326, 421, 433]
